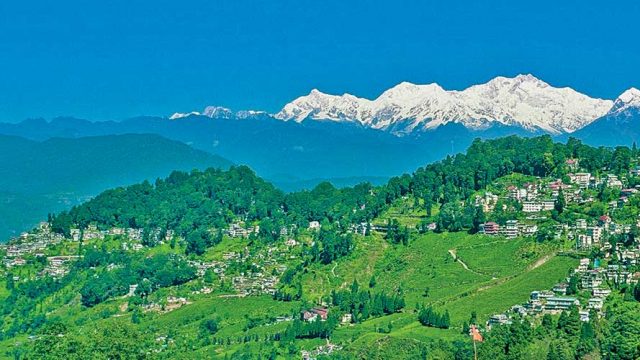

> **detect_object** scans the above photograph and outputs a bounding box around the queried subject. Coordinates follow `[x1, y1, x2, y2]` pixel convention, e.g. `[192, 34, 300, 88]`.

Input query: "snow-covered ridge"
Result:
[170, 111, 200, 120]
[609, 87, 640, 115]
[170, 107, 267, 120]
[275, 74, 614, 135]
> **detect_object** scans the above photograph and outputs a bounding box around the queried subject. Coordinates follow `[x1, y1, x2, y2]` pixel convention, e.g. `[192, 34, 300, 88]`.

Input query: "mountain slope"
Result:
[569, 88, 640, 146]
[0, 134, 231, 240]
[274, 74, 613, 135]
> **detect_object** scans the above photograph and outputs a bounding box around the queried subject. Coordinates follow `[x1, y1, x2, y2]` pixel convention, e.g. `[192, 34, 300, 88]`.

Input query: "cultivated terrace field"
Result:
[1, 136, 640, 359]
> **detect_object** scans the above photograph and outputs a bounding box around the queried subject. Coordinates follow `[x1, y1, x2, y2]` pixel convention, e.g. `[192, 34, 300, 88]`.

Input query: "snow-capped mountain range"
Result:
[171, 74, 639, 136]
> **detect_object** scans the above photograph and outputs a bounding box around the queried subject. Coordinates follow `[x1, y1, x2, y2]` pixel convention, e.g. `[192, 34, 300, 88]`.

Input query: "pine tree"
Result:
[541, 313, 554, 332]
[203, 268, 216, 284]
[350, 279, 359, 294]
[554, 188, 566, 217]
[557, 307, 581, 337]
[442, 310, 451, 329]
[576, 322, 597, 357]
[5, 273, 14, 290]
[469, 311, 477, 325]
[131, 308, 141, 324]
[547, 339, 574, 360]
[633, 282, 640, 302]
[471, 207, 486, 234]
[401, 226, 410, 245]
[462, 321, 470, 335]
[424, 194, 433, 217]
[566, 275, 579, 295]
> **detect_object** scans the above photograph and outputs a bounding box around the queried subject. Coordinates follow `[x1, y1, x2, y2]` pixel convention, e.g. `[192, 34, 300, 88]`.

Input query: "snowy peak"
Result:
[459, 74, 612, 133]
[235, 110, 268, 119]
[619, 87, 640, 102]
[376, 82, 448, 109]
[170, 111, 200, 120]
[169, 106, 266, 120]
[480, 74, 548, 90]
[469, 74, 550, 97]
[377, 82, 445, 99]
[275, 89, 370, 123]
[275, 74, 613, 135]
[610, 87, 640, 114]
[203, 106, 233, 119]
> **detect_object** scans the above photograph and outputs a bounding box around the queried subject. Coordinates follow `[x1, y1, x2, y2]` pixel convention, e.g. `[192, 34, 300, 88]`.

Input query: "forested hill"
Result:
[50, 166, 385, 256]
[0, 134, 232, 240]
[50, 135, 635, 249]
[0, 134, 232, 194]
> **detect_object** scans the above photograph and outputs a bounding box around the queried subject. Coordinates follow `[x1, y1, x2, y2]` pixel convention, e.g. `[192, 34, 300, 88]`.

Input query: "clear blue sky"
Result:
[0, 0, 638, 122]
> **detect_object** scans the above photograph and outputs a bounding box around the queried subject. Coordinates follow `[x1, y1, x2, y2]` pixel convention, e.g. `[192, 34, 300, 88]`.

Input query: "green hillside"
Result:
[1, 135, 640, 359]
[0, 228, 578, 359]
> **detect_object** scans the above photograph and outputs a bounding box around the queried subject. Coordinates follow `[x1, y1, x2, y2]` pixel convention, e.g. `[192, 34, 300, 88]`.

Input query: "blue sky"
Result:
[0, 0, 638, 122]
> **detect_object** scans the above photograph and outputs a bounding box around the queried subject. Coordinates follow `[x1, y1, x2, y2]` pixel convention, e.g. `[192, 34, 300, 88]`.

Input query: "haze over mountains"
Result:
[0, 115, 532, 184]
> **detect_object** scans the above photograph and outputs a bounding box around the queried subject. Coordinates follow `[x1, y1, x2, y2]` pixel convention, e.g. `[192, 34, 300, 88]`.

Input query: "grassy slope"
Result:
[304, 228, 576, 354]
[442, 255, 575, 322]
[0, 205, 577, 358]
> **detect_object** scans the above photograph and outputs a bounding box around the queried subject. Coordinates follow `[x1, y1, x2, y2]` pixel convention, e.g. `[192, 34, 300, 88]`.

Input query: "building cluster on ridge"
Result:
[487, 256, 638, 330]
[475, 159, 640, 253]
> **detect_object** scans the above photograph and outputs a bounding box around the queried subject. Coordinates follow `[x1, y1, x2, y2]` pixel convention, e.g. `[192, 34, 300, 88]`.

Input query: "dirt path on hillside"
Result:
[528, 253, 554, 270]
[448, 249, 485, 276]
[436, 249, 557, 305]
[473, 252, 556, 293]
